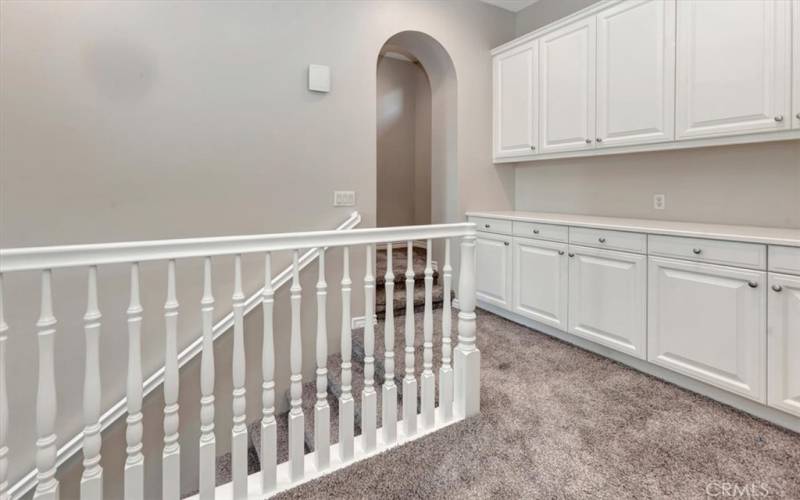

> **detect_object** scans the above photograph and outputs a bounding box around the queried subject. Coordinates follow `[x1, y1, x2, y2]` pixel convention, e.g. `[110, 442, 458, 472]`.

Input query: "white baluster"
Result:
[314, 249, 330, 470]
[454, 234, 480, 418]
[81, 267, 103, 500]
[261, 253, 277, 494]
[34, 270, 58, 500]
[439, 239, 454, 422]
[199, 258, 216, 500]
[338, 247, 354, 462]
[231, 255, 247, 499]
[125, 264, 144, 500]
[381, 244, 397, 445]
[402, 241, 417, 436]
[288, 250, 304, 481]
[421, 241, 435, 429]
[0, 275, 9, 500]
[362, 245, 377, 451]
[163, 260, 180, 500]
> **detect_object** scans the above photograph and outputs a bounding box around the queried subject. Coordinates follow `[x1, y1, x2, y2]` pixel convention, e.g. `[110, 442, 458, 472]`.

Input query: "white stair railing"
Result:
[0, 220, 479, 499]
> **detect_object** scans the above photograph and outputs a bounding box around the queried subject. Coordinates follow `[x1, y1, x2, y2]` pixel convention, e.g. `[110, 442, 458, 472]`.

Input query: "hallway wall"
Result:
[376, 56, 431, 227]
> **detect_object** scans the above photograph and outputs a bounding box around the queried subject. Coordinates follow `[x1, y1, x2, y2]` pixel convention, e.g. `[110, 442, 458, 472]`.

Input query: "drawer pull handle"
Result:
[568, 253, 575, 258]
[772, 285, 783, 292]
[774, 115, 784, 122]
[558, 250, 565, 256]
[533, 229, 540, 234]
[530, 145, 536, 150]
[748, 281, 758, 289]
[598, 237, 606, 243]
[484, 224, 490, 229]
[692, 248, 702, 255]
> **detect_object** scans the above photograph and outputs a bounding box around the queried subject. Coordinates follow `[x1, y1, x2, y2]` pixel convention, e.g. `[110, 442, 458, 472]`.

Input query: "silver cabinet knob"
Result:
[558, 250, 565, 256]
[568, 252, 575, 258]
[748, 281, 758, 288]
[692, 248, 702, 255]
[772, 285, 783, 292]
[585, 138, 592, 144]
[596, 137, 603, 143]
[504, 241, 509, 246]
[530, 145, 536, 150]
[598, 237, 606, 243]
[796, 112, 800, 120]
[484, 224, 490, 229]
[775, 115, 784, 122]
[533, 229, 540, 234]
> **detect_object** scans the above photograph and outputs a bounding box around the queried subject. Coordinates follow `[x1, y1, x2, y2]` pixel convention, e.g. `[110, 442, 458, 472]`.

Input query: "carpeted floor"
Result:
[276, 308, 800, 499]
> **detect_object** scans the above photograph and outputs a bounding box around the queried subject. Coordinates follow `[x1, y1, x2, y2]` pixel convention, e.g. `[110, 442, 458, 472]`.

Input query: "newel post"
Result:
[454, 231, 480, 419]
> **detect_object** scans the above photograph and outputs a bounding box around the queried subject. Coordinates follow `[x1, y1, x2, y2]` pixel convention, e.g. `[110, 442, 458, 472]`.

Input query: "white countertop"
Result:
[466, 211, 800, 247]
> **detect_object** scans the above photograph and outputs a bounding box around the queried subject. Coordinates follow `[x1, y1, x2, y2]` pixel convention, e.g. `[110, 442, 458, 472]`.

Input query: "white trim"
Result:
[494, 129, 800, 164]
[351, 315, 378, 330]
[478, 301, 800, 434]
[0, 221, 475, 273]
[9, 213, 364, 499]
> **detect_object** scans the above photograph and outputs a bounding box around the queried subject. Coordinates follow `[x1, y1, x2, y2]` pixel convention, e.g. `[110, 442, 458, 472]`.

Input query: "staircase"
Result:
[211, 246, 446, 487]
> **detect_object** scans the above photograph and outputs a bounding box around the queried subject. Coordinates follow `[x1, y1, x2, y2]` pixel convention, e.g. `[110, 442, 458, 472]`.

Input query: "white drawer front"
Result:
[649, 235, 766, 270]
[512, 221, 568, 242]
[569, 227, 646, 253]
[469, 216, 512, 235]
[769, 246, 800, 275]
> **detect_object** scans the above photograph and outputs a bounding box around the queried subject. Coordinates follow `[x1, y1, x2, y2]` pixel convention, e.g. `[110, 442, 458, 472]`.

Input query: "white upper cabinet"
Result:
[676, 0, 791, 139]
[493, 41, 538, 159]
[793, 0, 800, 129]
[768, 273, 800, 417]
[648, 257, 766, 402]
[475, 231, 513, 310]
[568, 245, 647, 359]
[596, 0, 676, 147]
[539, 17, 596, 153]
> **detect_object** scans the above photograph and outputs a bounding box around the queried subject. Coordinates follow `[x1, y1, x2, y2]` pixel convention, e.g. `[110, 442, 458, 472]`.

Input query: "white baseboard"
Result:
[477, 301, 800, 434]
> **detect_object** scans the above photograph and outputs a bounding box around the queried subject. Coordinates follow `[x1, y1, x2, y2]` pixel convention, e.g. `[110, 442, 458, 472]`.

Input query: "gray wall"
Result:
[512, 0, 800, 228]
[376, 56, 432, 227]
[0, 0, 515, 494]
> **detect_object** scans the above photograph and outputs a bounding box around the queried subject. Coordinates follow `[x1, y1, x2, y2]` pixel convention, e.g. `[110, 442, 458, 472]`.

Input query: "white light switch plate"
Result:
[334, 191, 356, 207]
[308, 64, 330, 92]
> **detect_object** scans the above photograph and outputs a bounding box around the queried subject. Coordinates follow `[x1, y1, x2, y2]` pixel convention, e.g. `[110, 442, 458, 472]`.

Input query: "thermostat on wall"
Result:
[308, 64, 330, 92]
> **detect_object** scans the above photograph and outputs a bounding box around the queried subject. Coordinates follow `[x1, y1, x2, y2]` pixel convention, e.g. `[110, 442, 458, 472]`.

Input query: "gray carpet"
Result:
[275, 308, 800, 499]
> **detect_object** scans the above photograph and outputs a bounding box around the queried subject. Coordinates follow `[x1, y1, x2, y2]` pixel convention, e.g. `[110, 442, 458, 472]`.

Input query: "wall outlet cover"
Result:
[334, 190, 356, 206]
[653, 194, 666, 210]
[308, 64, 331, 92]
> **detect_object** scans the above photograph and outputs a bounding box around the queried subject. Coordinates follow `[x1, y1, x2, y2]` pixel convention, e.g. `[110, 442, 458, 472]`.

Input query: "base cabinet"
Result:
[648, 257, 766, 402]
[513, 238, 568, 329]
[768, 273, 800, 417]
[567, 245, 647, 359]
[475, 232, 513, 310]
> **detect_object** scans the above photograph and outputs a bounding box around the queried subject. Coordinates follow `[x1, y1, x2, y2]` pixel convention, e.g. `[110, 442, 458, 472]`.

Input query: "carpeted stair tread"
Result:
[375, 282, 445, 315]
[375, 247, 438, 287]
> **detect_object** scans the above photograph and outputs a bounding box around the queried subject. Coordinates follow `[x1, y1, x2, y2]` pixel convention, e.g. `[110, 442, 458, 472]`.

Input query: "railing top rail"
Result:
[0, 219, 476, 273]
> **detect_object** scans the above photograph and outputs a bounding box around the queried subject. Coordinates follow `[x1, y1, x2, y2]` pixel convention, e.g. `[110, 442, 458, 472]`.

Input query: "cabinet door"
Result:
[676, 0, 791, 139]
[568, 245, 646, 359]
[768, 273, 800, 417]
[539, 17, 596, 153]
[596, 0, 676, 147]
[648, 257, 766, 402]
[493, 41, 538, 159]
[513, 238, 568, 329]
[475, 232, 512, 310]
[793, 0, 800, 129]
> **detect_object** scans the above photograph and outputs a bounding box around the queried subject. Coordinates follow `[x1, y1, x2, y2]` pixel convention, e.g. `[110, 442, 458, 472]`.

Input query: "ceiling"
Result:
[480, 0, 539, 13]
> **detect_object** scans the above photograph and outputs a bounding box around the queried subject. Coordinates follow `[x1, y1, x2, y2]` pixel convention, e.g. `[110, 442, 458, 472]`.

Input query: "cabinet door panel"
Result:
[676, 0, 791, 139]
[493, 41, 538, 159]
[648, 257, 766, 402]
[475, 232, 512, 310]
[539, 17, 596, 153]
[793, 0, 800, 129]
[768, 273, 800, 417]
[596, 0, 675, 147]
[568, 246, 647, 358]
[513, 238, 568, 329]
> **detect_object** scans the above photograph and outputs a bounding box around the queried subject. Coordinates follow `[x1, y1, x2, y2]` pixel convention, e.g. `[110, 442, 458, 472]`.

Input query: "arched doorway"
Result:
[376, 31, 458, 229]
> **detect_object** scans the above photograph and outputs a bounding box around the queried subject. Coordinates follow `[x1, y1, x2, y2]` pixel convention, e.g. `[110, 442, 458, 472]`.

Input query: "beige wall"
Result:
[511, 0, 800, 229]
[0, 0, 515, 493]
[376, 56, 431, 227]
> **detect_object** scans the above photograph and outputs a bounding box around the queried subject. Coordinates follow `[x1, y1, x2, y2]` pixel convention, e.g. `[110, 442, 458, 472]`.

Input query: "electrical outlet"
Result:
[653, 194, 666, 210]
[334, 191, 356, 207]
